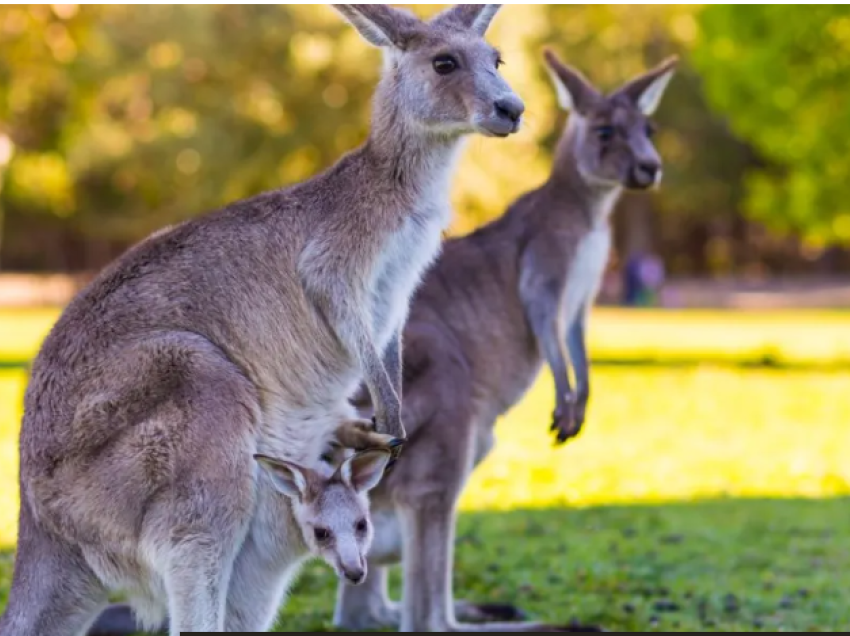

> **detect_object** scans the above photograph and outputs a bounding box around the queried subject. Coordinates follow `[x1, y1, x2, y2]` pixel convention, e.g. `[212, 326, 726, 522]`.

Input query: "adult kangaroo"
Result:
[0, 4, 523, 635]
[332, 51, 678, 632]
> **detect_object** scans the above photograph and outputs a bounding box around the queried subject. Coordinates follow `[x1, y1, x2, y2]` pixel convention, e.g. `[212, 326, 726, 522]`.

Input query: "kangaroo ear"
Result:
[339, 449, 392, 493]
[543, 48, 600, 115]
[614, 56, 679, 116]
[255, 454, 311, 501]
[431, 4, 503, 36]
[332, 4, 421, 49]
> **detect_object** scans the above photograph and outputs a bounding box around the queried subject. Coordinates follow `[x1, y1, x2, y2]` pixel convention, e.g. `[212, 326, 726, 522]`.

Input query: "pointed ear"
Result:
[615, 56, 679, 116]
[331, 4, 420, 49]
[339, 449, 391, 493]
[255, 454, 311, 501]
[431, 4, 503, 36]
[543, 48, 600, 115]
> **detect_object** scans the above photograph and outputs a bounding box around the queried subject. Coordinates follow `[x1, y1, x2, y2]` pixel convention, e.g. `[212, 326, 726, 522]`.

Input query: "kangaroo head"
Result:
[544, 49, 678, 191]
[333, 4, 524, 138]
[255, 449, 391, 585]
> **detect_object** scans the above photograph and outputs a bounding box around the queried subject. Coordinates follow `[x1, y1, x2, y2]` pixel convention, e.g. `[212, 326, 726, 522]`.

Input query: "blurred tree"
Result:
[693, 5, 850, 251]
[0, 4, 844, 277]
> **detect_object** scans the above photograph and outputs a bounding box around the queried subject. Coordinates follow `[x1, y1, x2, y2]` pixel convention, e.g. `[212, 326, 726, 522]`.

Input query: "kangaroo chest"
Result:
[561, 227, 611, 328]
[370, 198, 451, 349]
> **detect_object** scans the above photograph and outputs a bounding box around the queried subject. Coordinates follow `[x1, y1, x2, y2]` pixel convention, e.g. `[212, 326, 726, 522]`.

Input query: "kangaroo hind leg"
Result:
[148, 343, 260, 633]
[0, 504, 108, 636]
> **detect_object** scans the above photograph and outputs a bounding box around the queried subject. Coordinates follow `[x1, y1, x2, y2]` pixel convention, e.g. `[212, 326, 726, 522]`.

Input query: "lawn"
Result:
[1, 308, 850, 631]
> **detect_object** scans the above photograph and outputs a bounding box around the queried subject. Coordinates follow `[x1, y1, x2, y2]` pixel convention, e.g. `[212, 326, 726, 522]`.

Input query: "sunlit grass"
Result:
[461, 366, 850, 512]
[588, 308, 850, 367]
[0, 371, 22, 546]
[0, 308, 57, 362]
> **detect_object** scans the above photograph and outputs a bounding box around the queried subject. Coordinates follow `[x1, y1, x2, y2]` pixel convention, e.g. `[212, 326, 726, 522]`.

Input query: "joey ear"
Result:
[431, 4, 503, 36]
[543, 48, 600, 115]
[332, 4, 420, 49]
[255, 454, 311, 501]
[615, 56, 679, 116]
[339, 449, 392, 493]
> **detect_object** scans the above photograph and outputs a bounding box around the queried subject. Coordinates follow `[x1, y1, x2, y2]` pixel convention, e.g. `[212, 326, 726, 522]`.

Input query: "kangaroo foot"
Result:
[87, 604, 167, 636]
[455, 600, 529, 623]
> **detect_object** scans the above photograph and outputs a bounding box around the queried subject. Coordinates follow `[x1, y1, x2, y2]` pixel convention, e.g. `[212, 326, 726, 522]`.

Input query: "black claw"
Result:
[388, 437, 406, 448]
[385, 458, 397, 473]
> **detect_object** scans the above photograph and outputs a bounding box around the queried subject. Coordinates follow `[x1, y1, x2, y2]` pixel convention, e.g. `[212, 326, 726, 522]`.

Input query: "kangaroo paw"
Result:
[335, 419, 401, 451]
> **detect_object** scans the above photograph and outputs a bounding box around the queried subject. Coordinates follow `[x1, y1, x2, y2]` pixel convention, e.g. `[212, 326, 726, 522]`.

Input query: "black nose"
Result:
[635, 162, 660, 185]
[494, 96, 525, 123]
[345, 569, 365, 584]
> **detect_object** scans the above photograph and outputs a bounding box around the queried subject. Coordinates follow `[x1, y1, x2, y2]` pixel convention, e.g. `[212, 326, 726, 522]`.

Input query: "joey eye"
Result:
[355, 518, 368, 534]
[594, 125, 615, 142]
[314, 527, 331, 542]
[433, 55, 459, 75]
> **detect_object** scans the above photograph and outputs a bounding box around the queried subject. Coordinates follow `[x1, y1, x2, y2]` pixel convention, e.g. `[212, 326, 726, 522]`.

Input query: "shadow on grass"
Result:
[3, 496, 847, 632]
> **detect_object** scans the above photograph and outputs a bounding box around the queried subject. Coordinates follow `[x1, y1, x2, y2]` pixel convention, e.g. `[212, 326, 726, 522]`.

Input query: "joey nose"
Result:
[345, 568, 365, 585]
[495, 96, 525, 124]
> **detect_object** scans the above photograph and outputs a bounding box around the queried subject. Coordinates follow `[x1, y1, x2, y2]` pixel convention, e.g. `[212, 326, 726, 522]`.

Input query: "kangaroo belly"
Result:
[563, 228, 611, 327]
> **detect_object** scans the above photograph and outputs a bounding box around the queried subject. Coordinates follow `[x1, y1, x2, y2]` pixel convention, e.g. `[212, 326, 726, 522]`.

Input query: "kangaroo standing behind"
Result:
[0, 5, 523, 635]
[331, 51, 678, 632]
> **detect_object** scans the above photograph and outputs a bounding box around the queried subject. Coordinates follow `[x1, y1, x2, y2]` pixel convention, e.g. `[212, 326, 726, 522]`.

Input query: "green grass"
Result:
[1, 308, 850, 630]
[280, 498, 850, 631]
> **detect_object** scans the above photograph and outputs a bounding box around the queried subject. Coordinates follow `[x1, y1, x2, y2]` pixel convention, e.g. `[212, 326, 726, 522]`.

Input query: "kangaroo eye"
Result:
[314, 527, 331, 542]
[433, 55, 459, 75]
[355, 518, 368, 533]
[645, 122, 657, 138]
[594, 125, 615, 142]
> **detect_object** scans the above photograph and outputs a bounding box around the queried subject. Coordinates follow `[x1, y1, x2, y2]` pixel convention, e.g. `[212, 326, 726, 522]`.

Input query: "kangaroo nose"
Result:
[494, 96, 525, 123]
[635, 162, 661, 186]
[345, 568, 365, 585]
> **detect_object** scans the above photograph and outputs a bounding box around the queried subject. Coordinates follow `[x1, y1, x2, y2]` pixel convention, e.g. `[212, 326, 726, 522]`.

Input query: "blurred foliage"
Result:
[693, 5, 850, 250]
[0, 5, 844, 274]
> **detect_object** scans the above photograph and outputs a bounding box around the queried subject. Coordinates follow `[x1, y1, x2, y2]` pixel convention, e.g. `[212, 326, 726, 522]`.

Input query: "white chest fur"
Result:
[369, 195, 452, 349]
[561, 227, 611, 329]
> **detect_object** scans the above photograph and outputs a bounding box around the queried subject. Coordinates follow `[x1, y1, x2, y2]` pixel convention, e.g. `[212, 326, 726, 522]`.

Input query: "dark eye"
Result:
[594, 125, 615, 142]
[433, 55, 458, 75]
[314, 527, 331, 542]
[645, 122, 657, 138]
[355, 518, 368, 534]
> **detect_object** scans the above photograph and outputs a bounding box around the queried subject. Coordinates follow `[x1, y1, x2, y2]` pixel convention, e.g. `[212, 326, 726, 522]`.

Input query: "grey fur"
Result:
[1, 4, 522, 635]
